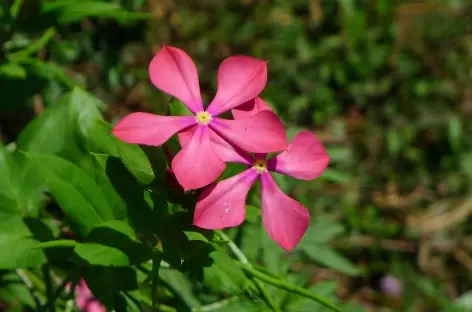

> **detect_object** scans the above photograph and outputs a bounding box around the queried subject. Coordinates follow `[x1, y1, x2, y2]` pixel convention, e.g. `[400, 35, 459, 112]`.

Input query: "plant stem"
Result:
[8, 27, 56, 60]
[237, 264, 342, 312]
[64, 300, 74, 312]
[45, 268, 80, 311]
[215, 231, 341, 312]
[152, 250, 162, 312]
[9, 0, 24, 18]
[139, 293, 177, 312]
[191, 296, 240, 312]
[215, 230, 281, 312]
[41, 265, 55, 312]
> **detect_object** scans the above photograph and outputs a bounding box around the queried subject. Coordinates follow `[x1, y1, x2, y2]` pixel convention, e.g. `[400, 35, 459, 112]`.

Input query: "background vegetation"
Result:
[1, 0, 472, 311]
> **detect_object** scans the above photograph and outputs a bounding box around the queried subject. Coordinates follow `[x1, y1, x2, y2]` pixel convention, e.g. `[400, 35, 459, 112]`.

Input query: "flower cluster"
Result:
[112, 46, 330, 251]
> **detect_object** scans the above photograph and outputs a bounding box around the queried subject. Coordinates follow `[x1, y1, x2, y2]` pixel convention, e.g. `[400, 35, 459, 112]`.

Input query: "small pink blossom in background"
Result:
[69, 279, 106, 312]
[112, 45, 287, 191]
[380, 275, 403, 297]
[193, 129, 330, 251]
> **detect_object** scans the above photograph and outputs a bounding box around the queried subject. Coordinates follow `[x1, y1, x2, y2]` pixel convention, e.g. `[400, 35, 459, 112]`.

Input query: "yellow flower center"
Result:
[254, 159, 267, 173]
[195, 111, 212, 125]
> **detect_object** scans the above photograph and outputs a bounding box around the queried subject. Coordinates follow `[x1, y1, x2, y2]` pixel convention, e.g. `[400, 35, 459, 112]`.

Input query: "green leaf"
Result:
[159, 268, 201, 308]
[42, 0, 151, 24]
[82, 266, 138, 310]
[303, 245, 359, 276]
[74, 243, 129, 267]
[17, 91, 77, 154]
[16, 58, 76, 88]
[169, 98, 193, 116]
[88, 120, 155, 185]
[36, 240, 77, 249]
[116, 140, 154, 185]
[69, 87, 105, 142]
[0, 62, 27, 79]
[196, 297, 269, 312]
[183, 231, 210, 243]
[455, 290, 472, 309]
[184, 246, 249, 295]
[245, 205, 261, 223]
[24, 152, 113, 235]
[219, 162, 248, 181]
[89, 120, 120, 156]
[203, 249, 248, 294]
[85, 221, 152, 264]
[0, 216, 46, 269]
[0, 237, 46, 269]
[319, 169, 352, 183]
[286, 281, 338, 312]
[0, 273, 36, 308]
[91, 153, 127, 220]
[241, 223, 262, 262]
[0, 144, 25, 214]
[448, 114, 462, 152]
[299, 217, 344, 245]
[15, 88, 101, 214]
[8, 28, 56, 60]
[151, 250, 162, 310]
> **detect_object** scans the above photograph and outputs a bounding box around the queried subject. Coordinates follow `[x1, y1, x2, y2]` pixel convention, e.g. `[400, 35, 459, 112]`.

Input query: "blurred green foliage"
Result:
[1, 0, 472, 311]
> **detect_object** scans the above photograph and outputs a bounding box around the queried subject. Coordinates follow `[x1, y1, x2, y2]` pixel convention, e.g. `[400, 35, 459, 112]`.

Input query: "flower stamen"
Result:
[195, 111, 212, 125]
[254, 159, 267, 173]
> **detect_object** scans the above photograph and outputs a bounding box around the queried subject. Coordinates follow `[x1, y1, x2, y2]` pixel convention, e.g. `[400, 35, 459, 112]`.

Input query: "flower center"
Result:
[195, 111, 212, 125]
[254, 159, 267, 173]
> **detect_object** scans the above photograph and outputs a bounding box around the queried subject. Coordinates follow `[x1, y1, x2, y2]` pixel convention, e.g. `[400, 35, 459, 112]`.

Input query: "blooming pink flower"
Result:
[73, 279, 106, 312]
[112, 46, 287, 190]
[193, 130, 330, 251]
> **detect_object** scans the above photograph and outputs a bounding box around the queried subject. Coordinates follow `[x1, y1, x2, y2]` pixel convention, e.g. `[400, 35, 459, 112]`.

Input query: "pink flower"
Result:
[193, 130, 330, 251]
[112, 46, 287, 190]
[73, 279, 106, 312]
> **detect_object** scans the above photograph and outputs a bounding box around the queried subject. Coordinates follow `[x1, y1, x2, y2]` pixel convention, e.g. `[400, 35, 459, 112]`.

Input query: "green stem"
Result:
[139, 293, 177, 312]
[41, 265, 55, 312]
[64, 300, 74, 312]
[152, 250, 163, 312]
[9, 0, 24, 18]
[191, 296, 240, 312]
[237, 264, 342, 312]
[216, 230, 249, 264]
[251, 262, 282, 279]
[45, 268, 80, 310]
[215, 230, 281, 312]
[8, 27, 56, 60]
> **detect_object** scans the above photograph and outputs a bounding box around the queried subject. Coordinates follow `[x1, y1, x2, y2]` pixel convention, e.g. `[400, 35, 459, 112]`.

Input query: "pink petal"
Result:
[172, 126, 225, 190]
[149, 46, 203, 113]
[231, 97, 273, 119]
[267, 130, 330, 180]
[75, 279, 92, 309]
[211, 111, 287, 153]
[112, 112, 196, 146]
[85, 301, 106, 312]
[260, 172, 310, 252]
[178, 126, 253, 165]
[206, 56, 267, 116]
[194, 169, 258, 229]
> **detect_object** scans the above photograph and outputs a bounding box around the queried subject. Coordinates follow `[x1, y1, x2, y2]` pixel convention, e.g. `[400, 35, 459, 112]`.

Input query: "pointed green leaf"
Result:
[303, 245, 359, 276]
[24, 152, 113, 235]
[74, 243, 129, 267]
[0, 144, 25, 214]
[0, 216, 46, 269]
